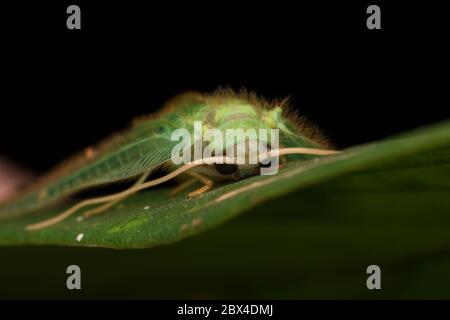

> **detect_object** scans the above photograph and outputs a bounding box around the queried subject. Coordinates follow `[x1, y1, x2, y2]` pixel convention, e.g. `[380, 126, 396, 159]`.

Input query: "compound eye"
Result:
[214, 163, 238, 175]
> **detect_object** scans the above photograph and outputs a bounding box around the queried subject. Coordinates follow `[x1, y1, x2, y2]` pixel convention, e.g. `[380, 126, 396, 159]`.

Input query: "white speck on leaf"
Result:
[144, 206, 150, 210]
[76, 233, 84, 242]
[76, 216, 84, 222]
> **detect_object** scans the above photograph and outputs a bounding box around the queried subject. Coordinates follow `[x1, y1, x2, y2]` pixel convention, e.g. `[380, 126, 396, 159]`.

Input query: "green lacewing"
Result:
[0, 89, 339, 230]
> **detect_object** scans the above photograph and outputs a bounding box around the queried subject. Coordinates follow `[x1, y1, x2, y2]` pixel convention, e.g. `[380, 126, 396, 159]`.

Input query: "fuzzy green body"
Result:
[0, 91, 328, 218]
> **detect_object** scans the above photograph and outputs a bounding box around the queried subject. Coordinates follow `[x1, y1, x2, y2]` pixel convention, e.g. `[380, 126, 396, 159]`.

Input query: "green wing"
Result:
[0, 92, 207, 219]
[0, 120, 179, 219]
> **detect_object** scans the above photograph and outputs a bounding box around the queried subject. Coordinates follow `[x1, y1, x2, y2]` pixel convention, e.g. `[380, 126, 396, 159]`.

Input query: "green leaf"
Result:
[0, 120, 450, 251]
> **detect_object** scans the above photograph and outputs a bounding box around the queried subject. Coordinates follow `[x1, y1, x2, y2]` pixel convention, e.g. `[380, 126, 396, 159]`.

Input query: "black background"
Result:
[1, 1, 448, 173]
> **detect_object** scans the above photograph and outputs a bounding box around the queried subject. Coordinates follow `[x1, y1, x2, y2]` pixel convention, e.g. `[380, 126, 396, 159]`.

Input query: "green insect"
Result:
[0, 89, 340, 231]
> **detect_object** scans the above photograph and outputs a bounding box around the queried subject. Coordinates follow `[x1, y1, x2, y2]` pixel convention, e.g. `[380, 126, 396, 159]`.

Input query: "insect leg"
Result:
[169, 178, 197, 197]
[186, 171, 214, 199]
